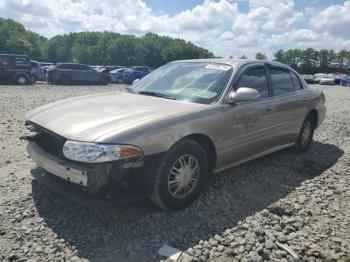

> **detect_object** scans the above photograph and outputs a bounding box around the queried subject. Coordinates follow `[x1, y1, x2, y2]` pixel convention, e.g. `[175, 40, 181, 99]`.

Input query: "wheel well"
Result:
[309, 109, 318, 129]
[184, 134, 217, 173]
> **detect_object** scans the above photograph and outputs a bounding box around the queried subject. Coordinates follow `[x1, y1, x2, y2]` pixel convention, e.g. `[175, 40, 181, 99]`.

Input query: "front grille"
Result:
[34, 127, 66, 159]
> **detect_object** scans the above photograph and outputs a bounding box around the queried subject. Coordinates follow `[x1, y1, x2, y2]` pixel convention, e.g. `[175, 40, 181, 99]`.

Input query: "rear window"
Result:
[269, 67, 295, 96]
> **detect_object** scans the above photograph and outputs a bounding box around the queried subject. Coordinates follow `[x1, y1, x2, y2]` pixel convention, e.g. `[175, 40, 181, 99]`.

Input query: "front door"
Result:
[219, 64, 284, 168]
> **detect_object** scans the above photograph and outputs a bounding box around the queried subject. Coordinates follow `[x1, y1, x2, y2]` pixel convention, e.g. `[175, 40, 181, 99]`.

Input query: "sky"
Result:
[0, 0, 349, 58]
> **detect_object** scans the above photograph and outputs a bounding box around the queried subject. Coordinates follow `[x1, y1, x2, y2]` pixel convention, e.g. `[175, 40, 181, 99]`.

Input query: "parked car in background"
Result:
[313, 73, 328, 83]
[101, 65, 126, 72]
[132, 66, 153, 74]
[30, 60, 45, 83]
[319, 75, 336, 85]
[39, 62, 53, 68]
[46, 63, 110, 85]
[341, 75, 350, 87]
[302, 74, 314, 84]
[39, 62, 53, 75]
[108, 68, 129, 83]
[334, 74, 347, 85]
[0, 54, 32, 85]
[121, 68, 149, 84]
[24, 59, 326, 210]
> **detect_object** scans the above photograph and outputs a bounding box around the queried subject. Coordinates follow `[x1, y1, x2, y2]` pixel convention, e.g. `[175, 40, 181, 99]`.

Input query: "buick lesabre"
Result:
[24, 59, 326, 210]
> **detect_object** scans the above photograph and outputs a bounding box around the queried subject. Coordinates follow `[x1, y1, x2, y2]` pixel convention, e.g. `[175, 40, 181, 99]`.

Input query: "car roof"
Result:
[171, 59, 289, 69]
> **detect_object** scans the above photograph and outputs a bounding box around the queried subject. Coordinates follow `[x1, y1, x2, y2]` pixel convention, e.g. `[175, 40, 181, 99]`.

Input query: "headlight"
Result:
[63, 140, 143, 163]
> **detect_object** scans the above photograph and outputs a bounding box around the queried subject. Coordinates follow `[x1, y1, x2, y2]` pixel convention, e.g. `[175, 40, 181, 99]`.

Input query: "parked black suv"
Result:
[46, 63, 110, 85]
[0, 54, 32, 85]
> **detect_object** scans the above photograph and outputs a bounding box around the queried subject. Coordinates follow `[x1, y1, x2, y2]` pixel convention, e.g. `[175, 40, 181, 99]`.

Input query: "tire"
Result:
[32, 75, 37, 83]
[293, 114, 315, 153]
[15, 75, 29, 85]
[117, 78, 123, 84]
[149, 139, 208, 210]
[59, 75, 72, 85]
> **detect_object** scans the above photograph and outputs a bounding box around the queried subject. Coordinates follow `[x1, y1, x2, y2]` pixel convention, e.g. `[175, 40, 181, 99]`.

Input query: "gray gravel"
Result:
[0, 83, 349, 262]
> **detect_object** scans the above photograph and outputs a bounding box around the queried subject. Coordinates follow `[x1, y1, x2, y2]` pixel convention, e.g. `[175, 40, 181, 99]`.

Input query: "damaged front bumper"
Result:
[27, 141, 162, 207]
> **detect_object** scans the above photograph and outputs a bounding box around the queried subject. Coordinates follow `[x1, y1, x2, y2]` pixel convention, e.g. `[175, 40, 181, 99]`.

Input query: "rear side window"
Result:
[291, 72, 302, 90]
[59, 64, 72, 69]
[236, 67, 269, 98]
[269, 67, 294, 96]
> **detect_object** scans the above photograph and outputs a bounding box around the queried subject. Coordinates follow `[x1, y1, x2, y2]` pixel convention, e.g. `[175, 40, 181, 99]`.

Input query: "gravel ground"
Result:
[0, 83, 349, 262]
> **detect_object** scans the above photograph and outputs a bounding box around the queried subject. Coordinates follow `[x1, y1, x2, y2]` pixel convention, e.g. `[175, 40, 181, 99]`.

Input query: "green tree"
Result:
[255, 52, 267, 60]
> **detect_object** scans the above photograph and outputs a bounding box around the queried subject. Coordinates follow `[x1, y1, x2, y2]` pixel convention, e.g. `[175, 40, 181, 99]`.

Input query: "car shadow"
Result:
[31, 141, 344, 261]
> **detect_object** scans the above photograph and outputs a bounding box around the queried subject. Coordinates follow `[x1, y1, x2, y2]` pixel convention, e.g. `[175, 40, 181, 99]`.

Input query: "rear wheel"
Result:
[293, 114, 315, 153]
[149, 139, 208, 210]
[15, 75, 29, 85]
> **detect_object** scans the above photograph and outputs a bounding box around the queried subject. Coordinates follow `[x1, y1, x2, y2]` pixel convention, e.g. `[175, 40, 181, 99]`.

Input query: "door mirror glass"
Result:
[227, 87, 261, 103]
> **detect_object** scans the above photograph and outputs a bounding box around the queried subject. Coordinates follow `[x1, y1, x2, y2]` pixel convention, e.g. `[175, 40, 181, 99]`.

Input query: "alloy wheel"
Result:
[167, 154, 200, 199]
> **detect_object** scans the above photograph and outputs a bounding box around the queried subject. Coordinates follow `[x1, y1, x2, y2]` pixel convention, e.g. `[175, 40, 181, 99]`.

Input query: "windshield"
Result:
[131, 62, 233, 104]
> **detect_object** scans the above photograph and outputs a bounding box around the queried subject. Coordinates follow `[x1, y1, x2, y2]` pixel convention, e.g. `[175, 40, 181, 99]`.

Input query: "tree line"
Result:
[272, 48, 350, 74]
[251, 50, 350, 74]
[0, 18, 214, 67]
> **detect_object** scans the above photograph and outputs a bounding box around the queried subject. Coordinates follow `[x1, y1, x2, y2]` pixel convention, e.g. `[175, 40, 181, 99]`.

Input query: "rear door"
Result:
[266, 64, 308, 145]
[78, 64, 100, 82]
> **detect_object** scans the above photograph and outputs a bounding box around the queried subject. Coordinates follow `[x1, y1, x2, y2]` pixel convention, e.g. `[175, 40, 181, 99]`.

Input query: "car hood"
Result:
[26, 91, 205, 142]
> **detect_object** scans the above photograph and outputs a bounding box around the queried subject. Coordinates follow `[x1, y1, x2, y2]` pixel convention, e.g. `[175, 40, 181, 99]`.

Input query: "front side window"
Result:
[236, 67, 269, 98]
[0, 56, 10, 66]
[132, 62, 233, 104]
[269, 67, 295, 96]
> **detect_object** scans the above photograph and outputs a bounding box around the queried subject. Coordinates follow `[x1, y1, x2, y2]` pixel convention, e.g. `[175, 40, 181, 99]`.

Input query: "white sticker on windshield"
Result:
[205, 64, 231, 71]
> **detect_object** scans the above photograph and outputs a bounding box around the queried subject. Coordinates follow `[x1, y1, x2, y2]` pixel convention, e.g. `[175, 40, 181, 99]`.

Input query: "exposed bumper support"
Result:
[27, 141, 89, 186]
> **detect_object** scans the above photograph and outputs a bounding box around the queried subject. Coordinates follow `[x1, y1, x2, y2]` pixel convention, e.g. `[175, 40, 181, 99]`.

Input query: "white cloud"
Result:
[0, 0, 349, 58]
[311, 1, 350, 39]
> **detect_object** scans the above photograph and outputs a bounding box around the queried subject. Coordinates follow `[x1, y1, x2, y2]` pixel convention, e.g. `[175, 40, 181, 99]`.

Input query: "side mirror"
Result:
[132, 79, 140, 85]
[227, 87, 260, 104]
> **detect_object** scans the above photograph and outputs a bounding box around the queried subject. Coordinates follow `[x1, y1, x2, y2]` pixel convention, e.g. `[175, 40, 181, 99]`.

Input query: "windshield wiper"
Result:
[126, 87, 136, 93]
[137, 91, 176, 100]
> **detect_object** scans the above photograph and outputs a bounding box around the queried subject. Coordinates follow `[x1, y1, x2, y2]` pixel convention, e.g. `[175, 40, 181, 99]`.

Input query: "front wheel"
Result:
[15, 75, 29, 85]
[149, 139, 208, 210]
[293, 114, 315, 153]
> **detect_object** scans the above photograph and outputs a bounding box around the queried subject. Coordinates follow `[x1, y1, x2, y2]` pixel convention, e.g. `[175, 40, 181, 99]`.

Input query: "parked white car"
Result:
[319, 75, 336, 85]
[313, 73, 328, 83]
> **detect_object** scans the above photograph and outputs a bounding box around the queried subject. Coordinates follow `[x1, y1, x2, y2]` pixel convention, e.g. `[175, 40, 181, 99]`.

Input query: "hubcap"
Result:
[18, 76, 26, 84]
[300, 120, 311, 146]
[168, 154, 200, 199]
